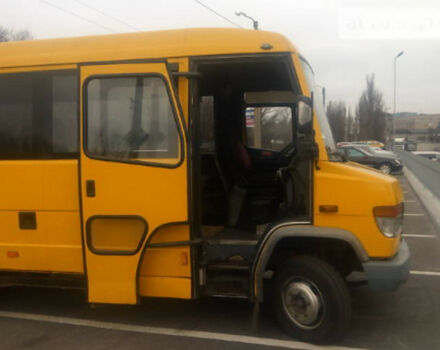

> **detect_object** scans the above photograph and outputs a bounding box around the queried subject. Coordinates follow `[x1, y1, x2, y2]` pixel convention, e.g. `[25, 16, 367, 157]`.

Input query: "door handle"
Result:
[86, 180, 96, 197]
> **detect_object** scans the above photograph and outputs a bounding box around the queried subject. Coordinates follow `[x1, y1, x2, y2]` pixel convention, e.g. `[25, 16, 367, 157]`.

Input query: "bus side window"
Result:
[52, 74, 78, 156]
[0, 70, 78, 159]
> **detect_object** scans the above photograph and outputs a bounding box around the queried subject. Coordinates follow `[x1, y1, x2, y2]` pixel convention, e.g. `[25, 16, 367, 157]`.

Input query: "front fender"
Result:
[251, 223, 369, 302]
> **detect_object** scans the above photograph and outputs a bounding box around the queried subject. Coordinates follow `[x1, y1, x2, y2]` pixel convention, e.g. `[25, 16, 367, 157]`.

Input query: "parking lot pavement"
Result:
[397, 175, 440, 274]
[0, 174, 439, 350]
[346, 174, 440, 349]
[0, 316, 278, 350]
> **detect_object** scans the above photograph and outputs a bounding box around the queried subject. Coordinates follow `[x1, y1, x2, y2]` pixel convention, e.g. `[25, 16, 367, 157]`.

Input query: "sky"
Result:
[1, 0, 439, 114]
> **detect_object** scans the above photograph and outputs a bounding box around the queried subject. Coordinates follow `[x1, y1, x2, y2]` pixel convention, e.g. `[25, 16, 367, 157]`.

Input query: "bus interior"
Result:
[191, 56, 313, 296]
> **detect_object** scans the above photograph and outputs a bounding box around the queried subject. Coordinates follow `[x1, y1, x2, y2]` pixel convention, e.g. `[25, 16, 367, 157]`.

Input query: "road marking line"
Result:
[0, 310, 366, 350]
[404, 200, 416, 203]
[404, 213, 424, 216]
[411, 271, 440, 276]
[403, 234, 436, 238]
[403, 190, 409, 194]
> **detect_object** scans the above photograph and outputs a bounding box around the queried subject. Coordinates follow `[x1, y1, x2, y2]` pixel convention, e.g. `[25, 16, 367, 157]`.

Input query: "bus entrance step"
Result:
[203, 268, 250, 298]
[206, 261, 251, 271]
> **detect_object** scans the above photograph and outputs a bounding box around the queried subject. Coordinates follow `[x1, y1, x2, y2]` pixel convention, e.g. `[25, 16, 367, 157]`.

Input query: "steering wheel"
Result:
[279, 142, 296, 159]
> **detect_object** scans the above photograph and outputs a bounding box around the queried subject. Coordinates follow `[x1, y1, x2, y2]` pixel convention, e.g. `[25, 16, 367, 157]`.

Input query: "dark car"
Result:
[338, 145, 403, 174]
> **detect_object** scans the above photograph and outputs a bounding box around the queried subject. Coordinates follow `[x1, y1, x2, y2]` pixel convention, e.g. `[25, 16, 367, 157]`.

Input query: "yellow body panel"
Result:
[139, 276, 191, 299]
[314, 161, 402, 258]
[137, 224, 191, 298]
[139, 248, 191, 277]
[0, 160, 83, 272]
[0, 64, 77, 74]
[168, 57, 190, 125]
[0, 29, 296, 69]
[139, 225, 191, 280]
[291, 54, 402, 259]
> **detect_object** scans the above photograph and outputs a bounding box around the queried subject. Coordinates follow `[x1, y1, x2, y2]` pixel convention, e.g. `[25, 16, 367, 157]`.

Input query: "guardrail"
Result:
[398, 150, 440, 199]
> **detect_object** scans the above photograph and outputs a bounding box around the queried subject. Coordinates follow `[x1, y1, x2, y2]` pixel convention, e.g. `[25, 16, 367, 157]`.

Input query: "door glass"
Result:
[86, 76, 180, 165]
[346, 148, 364, 158]
[245, 106, 293, 152]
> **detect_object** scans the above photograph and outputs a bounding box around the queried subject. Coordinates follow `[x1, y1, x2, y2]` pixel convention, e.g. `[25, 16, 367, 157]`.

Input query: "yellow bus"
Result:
[0, 28, 409, 343]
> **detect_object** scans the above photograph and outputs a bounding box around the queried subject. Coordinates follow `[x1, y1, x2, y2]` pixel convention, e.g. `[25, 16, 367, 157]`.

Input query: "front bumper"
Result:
[362, 239, 410, 292]
[391, 163, 404, 173]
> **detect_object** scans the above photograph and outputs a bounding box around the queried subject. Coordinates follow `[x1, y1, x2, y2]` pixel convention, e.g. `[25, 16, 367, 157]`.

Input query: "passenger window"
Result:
[0, 70, 78, 159]
[0, 75, 34, 158]
[52, 75, 78, 155]
[346, 149, 364, 157]
[245, 106, 293, 152]
[86, 76, 180, 165]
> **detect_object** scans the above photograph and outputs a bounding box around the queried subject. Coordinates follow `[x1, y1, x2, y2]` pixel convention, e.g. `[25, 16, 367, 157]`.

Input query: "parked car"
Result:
[356, 140, 385, 148]
[368, 146, 397, 157]
[412, 151, 440, 161]
[338, 145, 403, 174]
[352, 144, 395, 157]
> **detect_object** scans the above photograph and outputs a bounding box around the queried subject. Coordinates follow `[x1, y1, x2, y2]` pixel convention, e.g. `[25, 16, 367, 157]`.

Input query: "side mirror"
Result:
[297, 100, 312, 128]
[243, 105, 294, 153]
[295, 96, 316, 160]
[295, 96, 313, 136]
[296, 96, 313, 126]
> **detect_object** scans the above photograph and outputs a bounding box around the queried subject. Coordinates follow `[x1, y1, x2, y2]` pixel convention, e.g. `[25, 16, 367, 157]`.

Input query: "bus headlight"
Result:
[373, 203, 404, 238]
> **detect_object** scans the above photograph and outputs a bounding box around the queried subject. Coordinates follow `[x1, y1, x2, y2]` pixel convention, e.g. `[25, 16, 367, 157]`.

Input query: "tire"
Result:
[378, 163, 392, 174]
[274, 255, 351, 344]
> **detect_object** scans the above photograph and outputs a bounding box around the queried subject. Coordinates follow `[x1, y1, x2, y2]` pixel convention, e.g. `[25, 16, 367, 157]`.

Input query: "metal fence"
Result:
[398, 151, 440, 199]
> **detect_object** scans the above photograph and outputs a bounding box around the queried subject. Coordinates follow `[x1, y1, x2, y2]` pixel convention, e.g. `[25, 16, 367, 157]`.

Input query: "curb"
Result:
[404, 167, 440, 234]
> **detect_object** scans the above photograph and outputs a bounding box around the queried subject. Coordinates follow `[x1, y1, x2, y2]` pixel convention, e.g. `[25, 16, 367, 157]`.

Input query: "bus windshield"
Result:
[299, 57, 338, 159]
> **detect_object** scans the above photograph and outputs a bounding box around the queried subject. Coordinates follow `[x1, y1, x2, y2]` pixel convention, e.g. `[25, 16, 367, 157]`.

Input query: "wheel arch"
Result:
[251, 223, 369, 302]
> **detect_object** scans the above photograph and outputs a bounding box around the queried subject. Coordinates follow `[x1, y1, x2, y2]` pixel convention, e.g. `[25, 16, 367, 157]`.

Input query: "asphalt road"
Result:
[0, 174, 439, 350]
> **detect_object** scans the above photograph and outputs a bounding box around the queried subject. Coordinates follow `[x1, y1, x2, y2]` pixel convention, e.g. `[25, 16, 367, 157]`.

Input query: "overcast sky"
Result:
[1, 0, 439, 114]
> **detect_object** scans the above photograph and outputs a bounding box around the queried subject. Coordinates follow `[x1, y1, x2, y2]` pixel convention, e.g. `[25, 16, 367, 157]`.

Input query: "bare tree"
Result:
[326, 100, 347, 142]
[0, 27, 9, 42]
[345, 107, 358, 141]
[356, 74, 387, 142]
[0, 26, 32, 42]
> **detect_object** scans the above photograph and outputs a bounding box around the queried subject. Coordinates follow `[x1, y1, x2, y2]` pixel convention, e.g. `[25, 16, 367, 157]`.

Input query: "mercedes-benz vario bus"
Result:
[0, 28, 409, 343]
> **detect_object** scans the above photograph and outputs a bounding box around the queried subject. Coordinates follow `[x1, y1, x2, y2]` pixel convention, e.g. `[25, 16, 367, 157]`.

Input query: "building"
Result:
[394, 113, 440, 151]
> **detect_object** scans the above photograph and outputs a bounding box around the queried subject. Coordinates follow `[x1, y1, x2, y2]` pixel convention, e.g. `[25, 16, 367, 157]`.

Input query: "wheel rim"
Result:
[281, 277, 325, 329]
[380, 164, 391, 174]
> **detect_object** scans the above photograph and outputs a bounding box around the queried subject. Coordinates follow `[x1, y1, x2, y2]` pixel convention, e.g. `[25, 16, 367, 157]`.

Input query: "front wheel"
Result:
[379, 163, 392, 174]
[274, 256, 351, 343]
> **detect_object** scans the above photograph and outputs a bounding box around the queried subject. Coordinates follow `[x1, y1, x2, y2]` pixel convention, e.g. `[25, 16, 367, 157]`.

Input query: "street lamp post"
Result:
[393, 51, 404, 148]
[235, 12, 258, 30]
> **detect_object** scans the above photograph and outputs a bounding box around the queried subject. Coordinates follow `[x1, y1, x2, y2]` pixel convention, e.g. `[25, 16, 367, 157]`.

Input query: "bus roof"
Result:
[0, 28, 297, 70]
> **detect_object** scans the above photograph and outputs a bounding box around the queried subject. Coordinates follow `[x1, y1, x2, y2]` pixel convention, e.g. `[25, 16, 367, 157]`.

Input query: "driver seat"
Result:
[226, 141, 252, 227]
